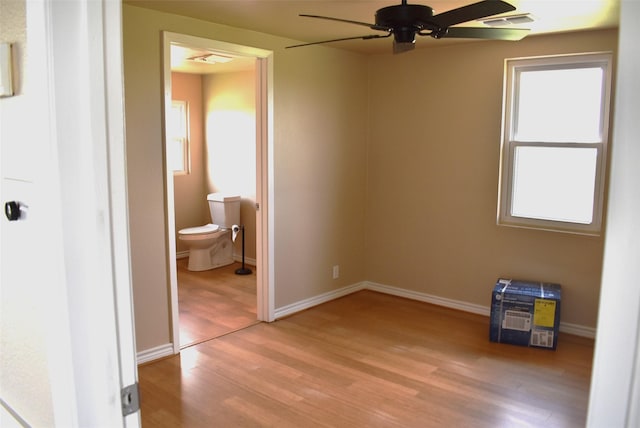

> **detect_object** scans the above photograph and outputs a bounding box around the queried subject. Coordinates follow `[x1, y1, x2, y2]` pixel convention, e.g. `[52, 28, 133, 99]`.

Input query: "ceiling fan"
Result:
[286, 0, 530, 53]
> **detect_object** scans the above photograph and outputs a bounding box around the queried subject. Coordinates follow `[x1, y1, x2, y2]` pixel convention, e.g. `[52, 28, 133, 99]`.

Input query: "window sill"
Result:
[497, 218, 602, 237]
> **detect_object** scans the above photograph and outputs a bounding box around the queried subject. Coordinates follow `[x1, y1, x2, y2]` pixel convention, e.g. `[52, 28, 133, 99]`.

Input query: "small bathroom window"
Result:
[167, 100, 190, 175]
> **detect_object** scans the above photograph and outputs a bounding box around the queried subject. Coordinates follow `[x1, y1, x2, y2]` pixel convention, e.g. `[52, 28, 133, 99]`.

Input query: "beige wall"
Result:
[172, 70, 258, 260]
[124, 3, 615, 355]
[366, 29, 618, 329]
[172, 72, 209, 254]
[275, 47, 369, 303]
[203, 70, 257, 260]
[123, 5, 369, 352]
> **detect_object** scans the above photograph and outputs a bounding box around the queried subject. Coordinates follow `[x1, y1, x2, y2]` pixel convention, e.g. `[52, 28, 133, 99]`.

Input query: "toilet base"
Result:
[186, 233, 234, 271]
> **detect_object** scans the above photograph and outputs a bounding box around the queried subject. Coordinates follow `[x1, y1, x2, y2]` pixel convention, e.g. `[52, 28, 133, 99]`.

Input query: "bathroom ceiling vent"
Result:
[187, 53, 234, 65]
[480, 13, 535, 27]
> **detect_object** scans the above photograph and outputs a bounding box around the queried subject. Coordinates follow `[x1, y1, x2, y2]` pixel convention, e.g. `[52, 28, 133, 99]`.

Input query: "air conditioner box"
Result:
[489, 278, 562, 350]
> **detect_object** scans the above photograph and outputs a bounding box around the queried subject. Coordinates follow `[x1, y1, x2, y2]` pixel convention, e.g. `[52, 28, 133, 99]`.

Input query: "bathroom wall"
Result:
[202, 70, 257, 261]
[172, 69, 257, 260]
[172, 72, 209, 254]
[365, 29, 618, 330]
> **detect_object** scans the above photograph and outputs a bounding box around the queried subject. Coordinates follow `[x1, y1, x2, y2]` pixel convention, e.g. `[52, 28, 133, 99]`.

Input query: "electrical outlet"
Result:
[332, 265, 339, 280]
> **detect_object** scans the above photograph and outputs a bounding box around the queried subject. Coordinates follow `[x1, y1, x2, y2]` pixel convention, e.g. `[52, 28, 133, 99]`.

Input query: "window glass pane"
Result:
[168, 103, 186, 138]
[511, 146, 597, 224]
[515, 67, 603, 143]
[168, 100, 188, 174]
[168, 138, 185, 172]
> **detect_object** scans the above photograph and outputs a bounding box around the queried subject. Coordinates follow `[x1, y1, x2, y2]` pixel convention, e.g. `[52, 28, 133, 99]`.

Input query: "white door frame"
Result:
[161, 32, 275, 353]
[586, 1, 640, 425]
[49, 0, 140, 426]
[1, 0, 139, 426]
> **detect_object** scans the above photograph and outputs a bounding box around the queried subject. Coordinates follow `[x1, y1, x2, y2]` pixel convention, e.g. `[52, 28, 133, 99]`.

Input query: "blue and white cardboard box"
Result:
[489, 278, 562, 350]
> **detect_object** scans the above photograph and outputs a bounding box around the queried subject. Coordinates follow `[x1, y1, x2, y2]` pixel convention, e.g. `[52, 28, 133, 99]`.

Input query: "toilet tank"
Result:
[207, 193, 241, 228]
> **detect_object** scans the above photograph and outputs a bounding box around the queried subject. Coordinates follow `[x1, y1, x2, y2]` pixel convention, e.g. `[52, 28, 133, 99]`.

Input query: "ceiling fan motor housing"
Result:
[288, 1, 528, 52]
[375, 4, 437, 42]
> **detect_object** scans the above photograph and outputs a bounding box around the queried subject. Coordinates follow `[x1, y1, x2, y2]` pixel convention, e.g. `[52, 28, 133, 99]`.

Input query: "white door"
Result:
[0, 0, 139, 426]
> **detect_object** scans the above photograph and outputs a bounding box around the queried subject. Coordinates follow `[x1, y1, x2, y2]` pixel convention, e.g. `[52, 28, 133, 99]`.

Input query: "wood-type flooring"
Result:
[140, 287, 594, 427]
[177, 258, 259, 348]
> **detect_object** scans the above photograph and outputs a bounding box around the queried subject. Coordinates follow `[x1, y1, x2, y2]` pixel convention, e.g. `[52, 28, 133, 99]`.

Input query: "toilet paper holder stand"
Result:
[232, 224, 252, 276]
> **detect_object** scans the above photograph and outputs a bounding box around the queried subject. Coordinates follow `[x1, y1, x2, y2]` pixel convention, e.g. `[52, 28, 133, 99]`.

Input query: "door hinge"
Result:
[121, 383, 140, 416]
[255, 202, 260, 211]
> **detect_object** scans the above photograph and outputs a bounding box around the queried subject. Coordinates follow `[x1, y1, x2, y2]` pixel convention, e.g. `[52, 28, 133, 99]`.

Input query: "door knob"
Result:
[4, 201, 22, 221]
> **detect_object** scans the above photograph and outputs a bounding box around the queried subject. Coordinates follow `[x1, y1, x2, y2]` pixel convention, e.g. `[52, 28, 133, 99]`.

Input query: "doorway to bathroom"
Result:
[162, 32, 274, 352]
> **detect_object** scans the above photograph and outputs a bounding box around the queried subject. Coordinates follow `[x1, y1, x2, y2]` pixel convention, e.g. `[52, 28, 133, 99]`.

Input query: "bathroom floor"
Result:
[177, 258, 258, 348]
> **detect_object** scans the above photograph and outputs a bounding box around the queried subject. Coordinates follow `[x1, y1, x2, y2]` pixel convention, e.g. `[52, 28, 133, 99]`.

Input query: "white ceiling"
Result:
[127, 0, 620, 70]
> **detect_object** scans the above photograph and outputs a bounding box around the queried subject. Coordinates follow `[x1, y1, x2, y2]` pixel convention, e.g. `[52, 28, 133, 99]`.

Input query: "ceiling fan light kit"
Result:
[286, 0, 530, 53]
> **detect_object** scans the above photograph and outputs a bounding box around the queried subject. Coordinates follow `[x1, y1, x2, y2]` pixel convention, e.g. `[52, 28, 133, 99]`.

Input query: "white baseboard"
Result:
[140, 280, 595, 365]
[365, 281, 491, 316]
[233, 254, 256, 266]
[274, 282, 366, 319]
[1, 398, 29, 427]
[177, 250, 256, 266]
[137, 343, 174, 365]
[274, 280, 596, 339]
[176, 250, 189, 259]
[558, 322, 596, 338]
[365, 281, 595, 338]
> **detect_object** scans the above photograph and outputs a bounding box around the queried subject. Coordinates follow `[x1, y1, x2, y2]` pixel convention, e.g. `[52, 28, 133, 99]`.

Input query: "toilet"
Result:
[178, 193, 241, 271]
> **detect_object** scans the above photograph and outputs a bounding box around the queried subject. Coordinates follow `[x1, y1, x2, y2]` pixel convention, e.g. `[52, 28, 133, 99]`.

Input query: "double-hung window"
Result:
[497, 53, 613, 235]
[167, 100, 190, 175]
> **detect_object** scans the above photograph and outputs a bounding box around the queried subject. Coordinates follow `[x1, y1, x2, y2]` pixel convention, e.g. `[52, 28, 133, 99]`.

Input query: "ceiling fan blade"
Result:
[431, 0, 516, 28]
[299, 14, 390, 31]
[441, 27, 529, 40]
[286, 33, 392, 49]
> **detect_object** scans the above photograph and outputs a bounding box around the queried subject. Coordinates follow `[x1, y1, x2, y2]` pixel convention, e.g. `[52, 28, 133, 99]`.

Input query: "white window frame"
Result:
[497, 52, 613, 235]
[168, 100, 190, 175]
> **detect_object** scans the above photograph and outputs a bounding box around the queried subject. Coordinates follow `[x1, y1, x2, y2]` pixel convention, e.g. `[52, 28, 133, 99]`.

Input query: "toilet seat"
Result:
[178, 223, 233, 271]
[179, 223, 219, 236]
